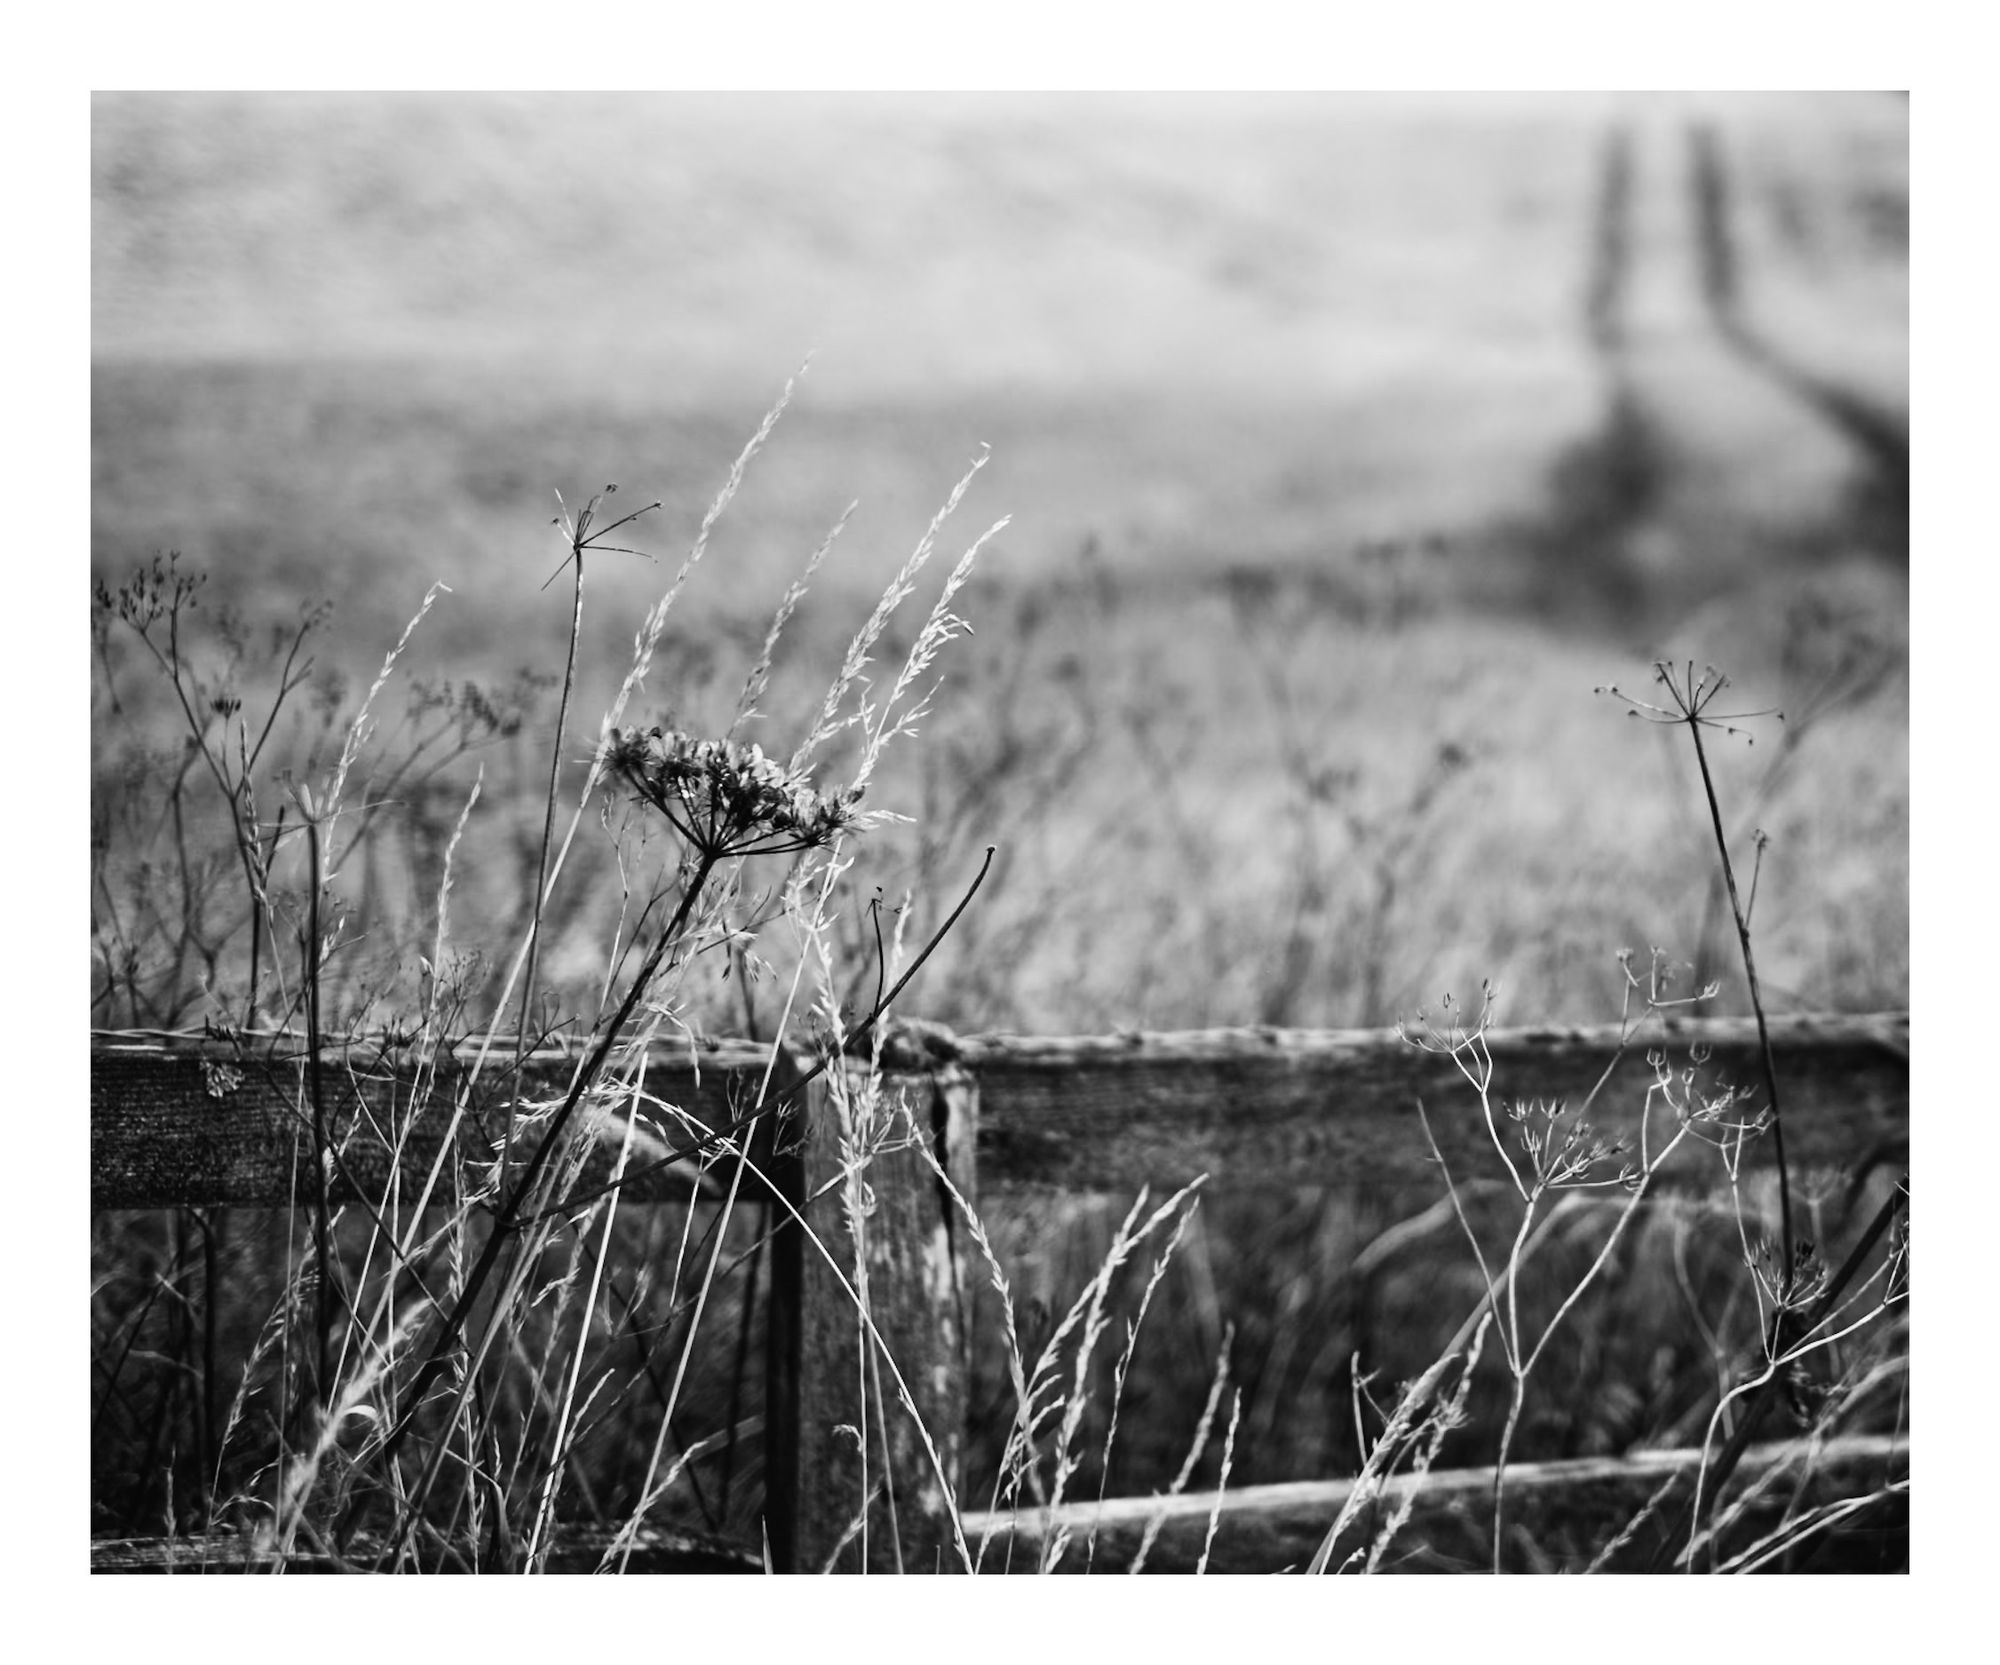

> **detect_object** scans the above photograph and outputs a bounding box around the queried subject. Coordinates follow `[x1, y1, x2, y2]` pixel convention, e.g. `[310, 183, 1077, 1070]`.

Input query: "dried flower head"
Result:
[1595, 661, 1783, 743]
[1510, 1096, 1633, 1189]
[607, 726, 865, 858]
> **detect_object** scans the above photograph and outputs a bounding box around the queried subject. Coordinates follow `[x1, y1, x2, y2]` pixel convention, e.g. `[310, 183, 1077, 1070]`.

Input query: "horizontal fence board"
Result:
[89, 1524, 762, 1574]
[92, 1012, 1907, 1211]
[90, 1435, 1903, 1574]
[89, 1031, 795, 1212]
[957, 1012, 1907, 1194]
[961, 1433, 1907, 1573]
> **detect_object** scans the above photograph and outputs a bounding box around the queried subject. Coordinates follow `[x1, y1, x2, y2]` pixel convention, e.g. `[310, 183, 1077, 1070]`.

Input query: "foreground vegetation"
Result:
[90, 362, 1907, 1567]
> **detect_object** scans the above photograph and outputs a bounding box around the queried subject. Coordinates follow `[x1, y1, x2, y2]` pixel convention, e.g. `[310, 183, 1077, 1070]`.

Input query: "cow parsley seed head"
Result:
[608, 726, 864, 857]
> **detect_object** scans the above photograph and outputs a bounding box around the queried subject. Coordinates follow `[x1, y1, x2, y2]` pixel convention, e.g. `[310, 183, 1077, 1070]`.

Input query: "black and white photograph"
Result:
[84, 52, 1918, 1589]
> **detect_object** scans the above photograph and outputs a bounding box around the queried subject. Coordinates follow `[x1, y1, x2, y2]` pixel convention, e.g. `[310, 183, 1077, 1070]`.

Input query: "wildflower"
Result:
[607, 726, 865, 859]
[1595, 660, 1783, 743]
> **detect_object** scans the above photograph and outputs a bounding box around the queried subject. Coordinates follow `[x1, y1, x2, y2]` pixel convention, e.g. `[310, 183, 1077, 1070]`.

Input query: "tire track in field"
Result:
[1687, 121, 1908, 561]
[1505, 109, 1905, 629]
[1522, 121, 1664, 622]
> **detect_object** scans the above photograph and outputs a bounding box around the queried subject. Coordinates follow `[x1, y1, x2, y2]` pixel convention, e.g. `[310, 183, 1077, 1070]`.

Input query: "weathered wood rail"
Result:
[93, 1011, 1907, 1210]
[90, 1011, 1908, 1574]
[87, 1436, 1904, 1574]
[962, 1433, 1908, 1574]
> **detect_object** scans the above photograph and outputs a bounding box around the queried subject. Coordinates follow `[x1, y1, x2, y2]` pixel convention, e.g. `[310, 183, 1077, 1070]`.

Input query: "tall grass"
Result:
[91, 384, 1905, 1572]
[90, 378, 1022, 1567]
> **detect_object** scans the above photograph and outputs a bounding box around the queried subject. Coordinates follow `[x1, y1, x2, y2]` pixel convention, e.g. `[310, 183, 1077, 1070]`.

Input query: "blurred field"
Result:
[92, 91, 1907, 1031]
[90, 94, 1908, 1544]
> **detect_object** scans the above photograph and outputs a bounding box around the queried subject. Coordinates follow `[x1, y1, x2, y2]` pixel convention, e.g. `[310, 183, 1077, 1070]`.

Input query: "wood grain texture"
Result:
[90, 1031, 796, 1212]
[92, 1012, 1908, 1211]
[89, 1524, 760, 1574]
[88, 1434, 1903, 1574]
[961, 1433, 1907, 1573]
[777, 1068, 976, 1573]
[957, 1011, 1907, 1195]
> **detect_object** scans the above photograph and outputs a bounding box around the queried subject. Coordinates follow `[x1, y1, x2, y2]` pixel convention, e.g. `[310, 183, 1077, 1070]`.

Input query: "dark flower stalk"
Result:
[377, 726, 862, 1500]
[1598, 662, 1795, 1282]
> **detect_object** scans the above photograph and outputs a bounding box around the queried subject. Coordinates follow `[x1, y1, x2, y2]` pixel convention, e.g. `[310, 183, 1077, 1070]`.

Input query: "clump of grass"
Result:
[1399, 957, 1764, 1569]
[920, 1151, 1212, 1575]
[89, 372, 1045, 1569]
[1328, 660, 1909, 1573]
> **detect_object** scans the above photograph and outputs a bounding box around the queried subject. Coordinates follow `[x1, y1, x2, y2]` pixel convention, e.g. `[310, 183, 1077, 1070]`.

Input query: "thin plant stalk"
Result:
[300, 806, 333, 1410]
[508, 529, 585, 1181]
[1682, 693, 1794, 1274]
[1600, 665, 1794, 1275]
[377, 846, 722, 1474]
[509, 488, 663, 1183]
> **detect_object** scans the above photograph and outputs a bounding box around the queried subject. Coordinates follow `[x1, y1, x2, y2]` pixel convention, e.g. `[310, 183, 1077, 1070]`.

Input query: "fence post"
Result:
[765, 1049, 977, 1573]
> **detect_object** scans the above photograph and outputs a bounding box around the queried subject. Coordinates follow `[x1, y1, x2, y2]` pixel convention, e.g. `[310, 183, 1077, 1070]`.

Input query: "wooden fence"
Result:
[90, 1010, 1908, 1573]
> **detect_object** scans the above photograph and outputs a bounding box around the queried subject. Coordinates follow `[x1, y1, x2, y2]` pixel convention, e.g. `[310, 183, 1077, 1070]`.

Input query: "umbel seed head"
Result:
[607, 726, 864, 857]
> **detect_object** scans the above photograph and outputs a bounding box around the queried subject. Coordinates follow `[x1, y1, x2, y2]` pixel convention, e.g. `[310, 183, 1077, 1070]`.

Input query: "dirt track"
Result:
[1513, 104, 1906, 627]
